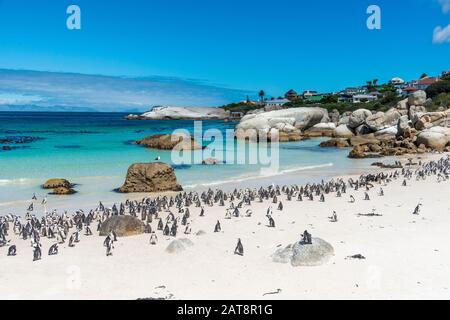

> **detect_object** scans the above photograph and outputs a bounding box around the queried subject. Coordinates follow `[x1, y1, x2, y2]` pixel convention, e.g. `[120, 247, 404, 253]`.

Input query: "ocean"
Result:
[0, 111, 375, 214]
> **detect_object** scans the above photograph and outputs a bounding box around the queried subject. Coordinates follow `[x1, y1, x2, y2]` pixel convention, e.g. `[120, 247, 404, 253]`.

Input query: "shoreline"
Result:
[1, 153, 450, 299]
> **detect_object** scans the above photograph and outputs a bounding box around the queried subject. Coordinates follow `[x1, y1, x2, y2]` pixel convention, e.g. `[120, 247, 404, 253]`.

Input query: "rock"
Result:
[304, 123, 336, 137]
[99, 216, 145, 237]
[365, 109, 402, 131]
[320, 138, 350, 148]
[127, 106, 230, 120]
[272, 238, 334, 267]
[349, 135, 380, 147]
[195, 230, 207, 236]
[397, 115, 413, 138]
[338, 115, 350, 126]
[333, 124, 355, 138]
[202, 158, 222, 165]
[413, 110, 450, 130]
[328, 109, 340, 124]
[50, 187, 76, 195]
[374, 126, 398, 137]
[416, 130, 449, 150]
[348, 109, 372, 129]
[396, 98, 408, 110]
[355, 124, 373, 135]
[407, 90, 427, 107]
[235, 107, 329, 140]
[118, 162, 183, 193]
[43, 179, 72, 189]
[165, 238, 194, 254]
[136, 134, 202, 151]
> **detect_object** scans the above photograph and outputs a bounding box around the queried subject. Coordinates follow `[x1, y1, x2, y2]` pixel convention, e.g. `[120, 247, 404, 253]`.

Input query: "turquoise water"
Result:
[0, 112, 375, 213]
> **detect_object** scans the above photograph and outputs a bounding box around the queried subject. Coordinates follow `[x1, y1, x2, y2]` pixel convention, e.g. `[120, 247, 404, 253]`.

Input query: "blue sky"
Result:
[0, 0, 449, 110]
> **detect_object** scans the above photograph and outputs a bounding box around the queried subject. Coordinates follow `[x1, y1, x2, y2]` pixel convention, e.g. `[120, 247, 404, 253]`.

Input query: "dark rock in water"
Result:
[43, 179, 73, 189]
[0, 136, 44, 144]
[99, 216, 145, 237]
[54, 145, 81, 149]
[171, 164, 191, 170]
[1, 145, 31, 151]
[50, 187, 77, 195]
[119, 162, 183, 193]
[371, 162, 402, 169]
[272, 238, 334, 267]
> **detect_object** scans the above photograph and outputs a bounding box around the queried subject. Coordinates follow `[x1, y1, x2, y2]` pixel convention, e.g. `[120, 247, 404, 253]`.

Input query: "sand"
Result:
[1, 153, 450, 300]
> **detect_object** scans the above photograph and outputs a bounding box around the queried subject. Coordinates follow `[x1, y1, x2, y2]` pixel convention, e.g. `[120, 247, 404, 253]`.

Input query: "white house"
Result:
[264, 98, 290, 111]
[353, 94, 377, 103]
[389, 77, 405, 85]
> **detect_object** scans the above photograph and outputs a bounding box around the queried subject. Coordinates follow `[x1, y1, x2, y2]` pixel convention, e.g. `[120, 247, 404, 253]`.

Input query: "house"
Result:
[341, 87, 367, 96]
[416, 77, 440, 90]
[302, 90, 318, 98]
[264, 98, 290, 111]
[284, 89, 298, 101]
[389, 77, 405, 85]
[352, 94, 377, 103]
[338, 94, 353, 103]
[230, 112, 244, 120]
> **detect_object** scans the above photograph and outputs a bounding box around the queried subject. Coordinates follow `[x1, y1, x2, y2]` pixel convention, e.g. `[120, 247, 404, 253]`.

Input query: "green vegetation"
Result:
[430, 93, 450, 110]
[426, 78, 450, 98]
[222, 102, 263, 114]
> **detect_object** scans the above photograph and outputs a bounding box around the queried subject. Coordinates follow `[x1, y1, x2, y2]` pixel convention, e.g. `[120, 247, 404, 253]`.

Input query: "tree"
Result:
[426, 80, 450, 98]
[366, 80, 373, 88]
[420, 73, 428, 79]
[373, 79, 379, 87]
[258, 90, 265, 103]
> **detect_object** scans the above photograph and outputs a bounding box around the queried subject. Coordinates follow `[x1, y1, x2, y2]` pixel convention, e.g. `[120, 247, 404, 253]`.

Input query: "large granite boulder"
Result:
[416, 128, 450, 150]
[119, 162, 183, 193]
[408, 90, 427, 107]
[396, 98, 408, 110]
[136, 134, 202, 151]
[50, 187, 76, 195]
[397, 115, 413, 138]
[43, 178, 72, 189]
[365, 109, 402, 131]
[333, 124, 355, 138]
[348, 109, 372, 129]
[320, 138, 350, 148]
[328, 109, 340, 124]
[272, 238, 334, 267]
[127, 106, 230, 120]
[235, 107, 329, 140]
[99, 216, 145, 237]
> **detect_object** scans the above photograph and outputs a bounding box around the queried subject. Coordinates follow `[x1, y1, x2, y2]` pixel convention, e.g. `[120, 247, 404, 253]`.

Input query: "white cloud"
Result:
[438, 0, 450, 13]
[433, 24, 450, 43]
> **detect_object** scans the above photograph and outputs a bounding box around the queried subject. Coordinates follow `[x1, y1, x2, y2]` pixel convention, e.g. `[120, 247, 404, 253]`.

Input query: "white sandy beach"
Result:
[1, 153, 450, 300]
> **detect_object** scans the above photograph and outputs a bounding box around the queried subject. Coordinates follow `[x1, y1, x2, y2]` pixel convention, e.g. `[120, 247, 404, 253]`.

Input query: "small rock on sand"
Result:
[272, 238, 334, 267]
[165, 238, 194, 254]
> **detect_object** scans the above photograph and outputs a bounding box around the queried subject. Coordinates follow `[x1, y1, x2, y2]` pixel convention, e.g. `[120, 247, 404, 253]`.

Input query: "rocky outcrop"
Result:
[136, 134, 202, 151]
[50, 187, 77, 195]
[127, 106, 230, 120]
[416, 127, 450, 150]
[408, 90, 427, 107]
[319, 138, 350, 148]
[272, 238, 334, 267]
[413, 110, 450, 130]
[303, 123, 336, 137]
[333, 124, 355, 138]
[235, 107, 329, 141]
[43, 178, 72, 189]
[99, 216, 145, 237]
[118, 162, 183, 193]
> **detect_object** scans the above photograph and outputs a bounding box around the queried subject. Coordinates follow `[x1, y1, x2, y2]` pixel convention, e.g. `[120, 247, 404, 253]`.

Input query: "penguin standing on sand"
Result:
[48, 244, 58, 256]
[234, 239, 244, 256]
[7, 245, 17, 256]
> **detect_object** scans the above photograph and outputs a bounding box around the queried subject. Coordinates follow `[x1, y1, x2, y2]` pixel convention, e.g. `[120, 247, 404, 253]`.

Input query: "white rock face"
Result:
[235, 107, 329, 133]
[365, 109, 402, 131]
[374, 126, 398, 136]
[134, 106, 230, 120]
[416, 128, 450, 150]
[333, 124, 355, 138]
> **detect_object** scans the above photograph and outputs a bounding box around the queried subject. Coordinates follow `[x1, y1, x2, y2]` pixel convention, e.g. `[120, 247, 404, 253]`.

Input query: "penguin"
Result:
[214, 221, 221, 233]
[234, 239, 244, 256]
[413, 203, 422, 215]
[7, 245, 16, 256]
[48, 244, 58, 256]
[350, 195, 355, 203]
[268, 216, 276, 228]
[149, 232, 158, 245]
[33, 243, 42, 261]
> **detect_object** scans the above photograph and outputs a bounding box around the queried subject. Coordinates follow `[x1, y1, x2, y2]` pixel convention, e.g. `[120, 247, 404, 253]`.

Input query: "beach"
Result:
[1, 153, 449, 300]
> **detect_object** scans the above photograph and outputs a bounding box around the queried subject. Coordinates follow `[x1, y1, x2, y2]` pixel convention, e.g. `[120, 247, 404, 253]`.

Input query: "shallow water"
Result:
[0, 111, 375, 214]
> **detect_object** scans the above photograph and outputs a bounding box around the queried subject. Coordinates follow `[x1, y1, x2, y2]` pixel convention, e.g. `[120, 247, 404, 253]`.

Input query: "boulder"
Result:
[328, 109, 340, 124]
[348, 109, 372, 129]
[235, 107, 329, 140]
[304, 123, 336, 137]
[396, 98, 408, 110]
[349, 135, 380, 147]
[397, 115, 413, 138]
[365, 109, 402, 131]
[338, 115, 350, 126]
[118, 162, 183, 193]
[50, 187, 76, 195]
[416, 130, 449, 150]
[165, 238, 194, 254]
[43, 178, 72, 189]
[319, 138, 350, 148]
[374, 126, 398, 137]
[355, 124, 373, 135]
[136, 134, 202, 151]
[272, 238, 334, 267]
[407, 90, 427, 107]
[99, 216, 145, 237]
[413, 110, 450, 130]
[333, 124, 355, 138]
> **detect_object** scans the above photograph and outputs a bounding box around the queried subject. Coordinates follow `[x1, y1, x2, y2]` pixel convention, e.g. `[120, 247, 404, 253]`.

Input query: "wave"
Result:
[183, 163, 334, 189]
[0, 178, 37, 186]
